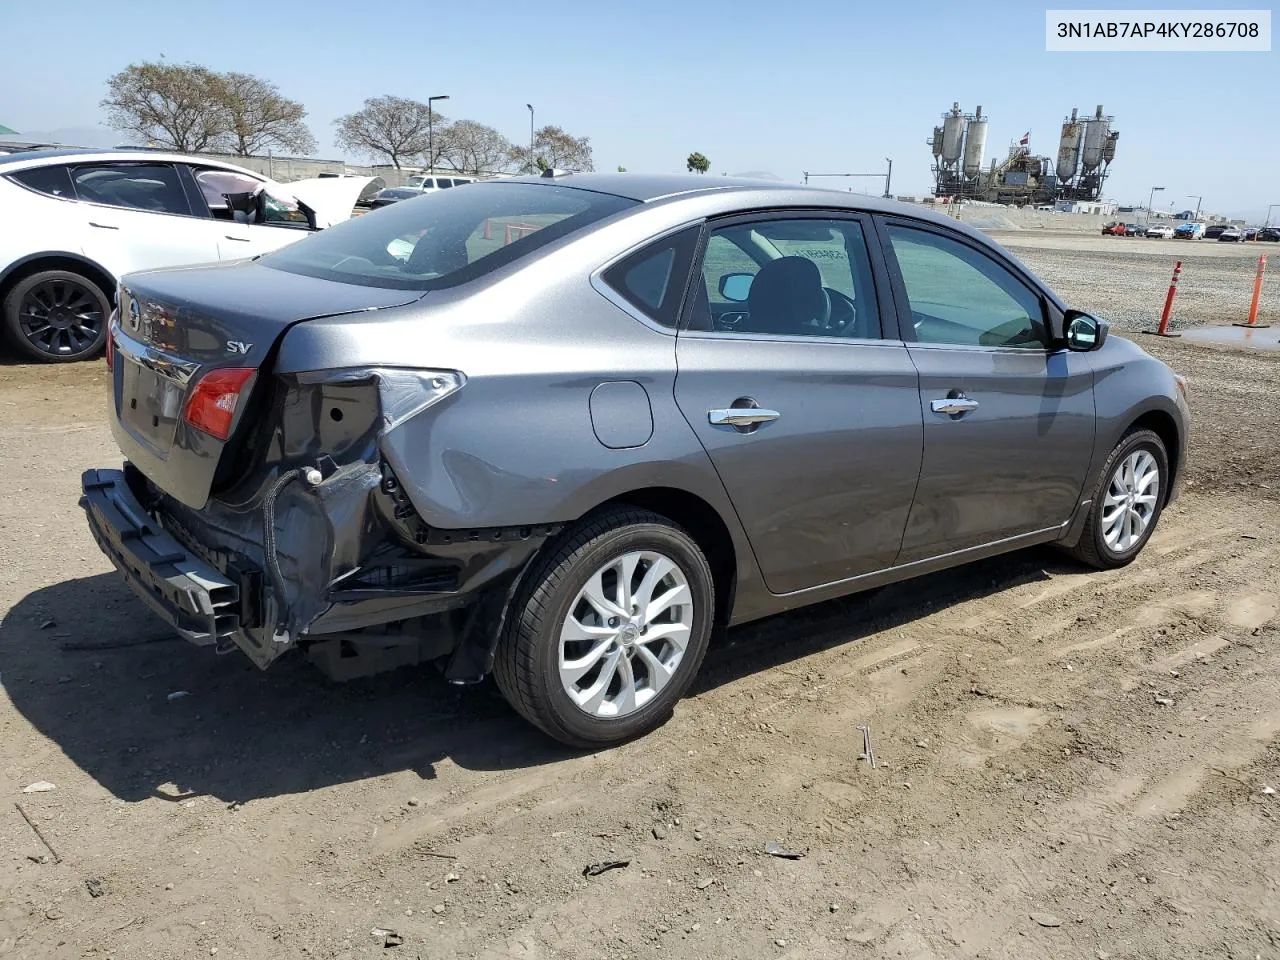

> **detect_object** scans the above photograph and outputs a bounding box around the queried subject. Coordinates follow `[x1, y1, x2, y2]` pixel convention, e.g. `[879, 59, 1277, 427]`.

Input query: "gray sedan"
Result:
[81, 173, 1190, 747]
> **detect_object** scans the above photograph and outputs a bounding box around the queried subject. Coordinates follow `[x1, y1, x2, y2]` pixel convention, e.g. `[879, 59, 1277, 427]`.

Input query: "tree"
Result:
[617, 165, 627, 173]
[216, 72, 316, 156]
[438, 120, 512, 175]
[686, 151, 710, 174]
[334, 95, 443, 169]
[102, 62, 228, 153]
[509, 125, 594, 173]
[103, 62, 318, 157]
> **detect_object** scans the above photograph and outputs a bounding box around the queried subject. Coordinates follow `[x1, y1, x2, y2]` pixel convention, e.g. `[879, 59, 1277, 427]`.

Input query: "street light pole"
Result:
[1267, 203, 1279, 227]
[427, 94, 450, 174]
[1146, 185, 1164, 224]
[526, 104, 535, 174]
[884, 158, 893, 199]
[1187, 195, 1202, 220]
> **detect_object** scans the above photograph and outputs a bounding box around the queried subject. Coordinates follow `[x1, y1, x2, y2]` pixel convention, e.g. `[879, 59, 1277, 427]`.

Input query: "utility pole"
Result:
[526, 104, 535, 173]
[428, 94, 450, 174]
[1187, 195, 1202, 220]
[1146, 185, 1164, 224]
[884, 158, 893, 199]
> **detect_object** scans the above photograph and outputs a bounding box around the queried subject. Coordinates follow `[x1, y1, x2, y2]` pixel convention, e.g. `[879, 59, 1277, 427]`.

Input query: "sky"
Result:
[1, 0, 1277, 220]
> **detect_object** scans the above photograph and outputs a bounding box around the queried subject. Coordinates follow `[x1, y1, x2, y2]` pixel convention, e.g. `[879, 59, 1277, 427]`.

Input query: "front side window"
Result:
[691, 218, 880, 339]
[8, 165, 74, 198]
[885, 225, 1044, 349]
[262, 182, 636, 290]
[69, 163, 190, 216]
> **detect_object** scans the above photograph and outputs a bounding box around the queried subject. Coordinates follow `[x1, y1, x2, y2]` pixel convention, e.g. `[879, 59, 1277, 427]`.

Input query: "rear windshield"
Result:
[263, 182, 636, 291]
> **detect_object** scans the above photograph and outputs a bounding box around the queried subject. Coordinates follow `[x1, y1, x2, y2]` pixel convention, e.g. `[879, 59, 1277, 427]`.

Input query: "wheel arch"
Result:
[586, 486, 739, 627]
[0, 252, 117, 309]
[1126, 407, 1181, 502]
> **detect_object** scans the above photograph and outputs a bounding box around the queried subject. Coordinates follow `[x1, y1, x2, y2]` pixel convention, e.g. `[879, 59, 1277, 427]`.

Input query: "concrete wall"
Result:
[912, 202, 1112, 234]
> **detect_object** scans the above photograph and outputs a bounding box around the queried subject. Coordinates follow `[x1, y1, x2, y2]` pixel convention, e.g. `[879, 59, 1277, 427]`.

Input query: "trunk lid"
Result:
[111, 259, 421, 508]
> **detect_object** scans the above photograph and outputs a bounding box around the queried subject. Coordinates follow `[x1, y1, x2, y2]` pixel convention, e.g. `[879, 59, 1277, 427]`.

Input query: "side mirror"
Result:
[1064, 310, 1109, 351]
[719, 273, 753, 302]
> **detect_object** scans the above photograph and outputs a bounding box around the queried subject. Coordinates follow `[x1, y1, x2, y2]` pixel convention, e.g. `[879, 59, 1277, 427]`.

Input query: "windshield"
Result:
[262, 182, 636, 290]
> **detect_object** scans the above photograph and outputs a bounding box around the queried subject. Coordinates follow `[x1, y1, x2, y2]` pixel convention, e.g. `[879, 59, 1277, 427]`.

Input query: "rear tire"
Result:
[1068, 428, 1169, 569]
[493, 508, 714, 748]
[2, 270, 111, 363]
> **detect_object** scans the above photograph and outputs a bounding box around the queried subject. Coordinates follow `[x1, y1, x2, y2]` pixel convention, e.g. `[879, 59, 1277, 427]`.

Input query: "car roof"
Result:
[496, 171, 949, 220]
[0, 148, 267, 177]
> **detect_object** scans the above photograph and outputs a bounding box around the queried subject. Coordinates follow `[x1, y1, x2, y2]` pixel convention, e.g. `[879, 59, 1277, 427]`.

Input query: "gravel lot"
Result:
[993, 232, 1278, 332]
[1, 238, 1279, 959]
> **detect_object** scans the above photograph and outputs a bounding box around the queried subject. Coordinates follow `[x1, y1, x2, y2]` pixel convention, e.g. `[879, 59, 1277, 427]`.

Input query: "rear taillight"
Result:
[183, 367, 255, 440]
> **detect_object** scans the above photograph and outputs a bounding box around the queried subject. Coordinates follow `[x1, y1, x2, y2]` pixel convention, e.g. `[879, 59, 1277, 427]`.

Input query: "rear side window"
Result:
[69, 163, 191, 216]
[437, 178, 454, 188]
[602, 226, 700, 328]
[8, 165, 74, 198]
[262, 181, 637, 290]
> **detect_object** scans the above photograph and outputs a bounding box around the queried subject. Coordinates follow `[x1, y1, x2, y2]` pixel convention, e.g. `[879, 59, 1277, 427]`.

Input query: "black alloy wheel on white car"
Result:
[3, 270, 111, 362]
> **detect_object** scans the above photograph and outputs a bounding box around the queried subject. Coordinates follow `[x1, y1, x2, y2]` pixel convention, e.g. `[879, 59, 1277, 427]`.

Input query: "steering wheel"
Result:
[823, 288, 858, 335]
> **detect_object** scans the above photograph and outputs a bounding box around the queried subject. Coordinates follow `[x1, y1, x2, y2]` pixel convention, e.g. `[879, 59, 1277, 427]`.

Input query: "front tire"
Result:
[493, 508, 715, 748]
[2, 270, 111, 362]
[1068, 428, 1169, 569]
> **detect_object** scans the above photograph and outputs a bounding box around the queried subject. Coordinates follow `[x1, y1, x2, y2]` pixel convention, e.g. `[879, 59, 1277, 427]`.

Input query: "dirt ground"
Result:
[2, 296, 1279, 959]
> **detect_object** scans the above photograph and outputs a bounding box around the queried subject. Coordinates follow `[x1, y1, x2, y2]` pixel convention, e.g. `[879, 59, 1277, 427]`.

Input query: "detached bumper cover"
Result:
[80, 468, 241, 646]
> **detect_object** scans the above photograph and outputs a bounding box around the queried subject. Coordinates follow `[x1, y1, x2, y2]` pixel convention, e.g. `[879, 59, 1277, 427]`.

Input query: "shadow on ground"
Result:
[1, 547, 1066, 804]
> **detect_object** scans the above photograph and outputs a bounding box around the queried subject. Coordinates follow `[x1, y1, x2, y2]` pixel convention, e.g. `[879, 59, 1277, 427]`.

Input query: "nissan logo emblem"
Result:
[127, 298, 141, 331]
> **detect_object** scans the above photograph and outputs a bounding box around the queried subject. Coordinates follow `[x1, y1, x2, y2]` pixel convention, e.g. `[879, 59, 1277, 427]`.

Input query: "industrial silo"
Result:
[1056, 107, 1082, 181]
[1082, 104, 1110, 173]
[931, 126, 944, 158]
[962, 106, 988, 179]
[941, 103, 965, 165]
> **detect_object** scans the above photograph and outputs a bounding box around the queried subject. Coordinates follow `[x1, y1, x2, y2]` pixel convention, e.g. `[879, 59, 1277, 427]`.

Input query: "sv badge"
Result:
[226, 340, 253, 355]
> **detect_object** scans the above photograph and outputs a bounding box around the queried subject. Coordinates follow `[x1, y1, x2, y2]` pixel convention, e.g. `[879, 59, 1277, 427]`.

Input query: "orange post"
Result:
[1144, 261, 1183, 338]
[1233, 255, 1270, 329]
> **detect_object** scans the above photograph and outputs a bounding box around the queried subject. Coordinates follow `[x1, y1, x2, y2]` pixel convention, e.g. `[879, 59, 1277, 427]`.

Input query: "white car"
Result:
[404, 173, 476, 192]
[0, 149, 372, 362]
[1145, 224, 1176, 239]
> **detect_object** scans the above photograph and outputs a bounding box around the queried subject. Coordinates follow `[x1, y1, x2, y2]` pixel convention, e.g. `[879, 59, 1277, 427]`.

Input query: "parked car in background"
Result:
[1145, 224, 1175, 239]
[404, 174, 476, 193]
[368, 186, 423, 209]
[1241, 228, 1259, 241]
[1124, 224, 1144, 236]
[1102, 221, 1128, 236]
[1203, 225, 1229, 240]
[81, 172, 1190, 747]
[1218, 227, 1244, 242]
[0, 149, 372, 362]
[1259, 227, 1280, 242]
[1174, 222, 1206, 239]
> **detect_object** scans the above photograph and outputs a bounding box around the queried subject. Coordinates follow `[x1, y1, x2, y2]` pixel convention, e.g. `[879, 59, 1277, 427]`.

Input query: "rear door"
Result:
[878, 218, 1096, 564]
[69, 162, 221, 277]
[673, 212, 923, 595]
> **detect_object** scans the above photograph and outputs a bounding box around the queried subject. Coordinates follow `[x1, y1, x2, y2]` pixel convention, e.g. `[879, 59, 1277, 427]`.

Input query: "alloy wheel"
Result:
[18, 278, 106, 358]
[558, 550, 693, 719]
[1101, 449, 1161, 553]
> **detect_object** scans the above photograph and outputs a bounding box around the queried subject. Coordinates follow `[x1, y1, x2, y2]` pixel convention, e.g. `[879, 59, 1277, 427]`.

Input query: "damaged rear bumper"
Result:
[79, 464, 556, 682]
[80, 468, 242, 646]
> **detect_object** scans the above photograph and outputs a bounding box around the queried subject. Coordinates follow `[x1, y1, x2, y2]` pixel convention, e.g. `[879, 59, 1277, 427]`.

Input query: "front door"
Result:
[674, 213, 923, 595]
[878, 219, 1096, 564]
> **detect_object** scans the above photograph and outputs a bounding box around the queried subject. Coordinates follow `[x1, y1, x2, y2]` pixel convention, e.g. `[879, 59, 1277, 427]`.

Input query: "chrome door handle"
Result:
[930, 397, 980, 416]
[224, 234, 251, 242]
[88, 221, 119, 230]
[709, 408, 780, 427]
